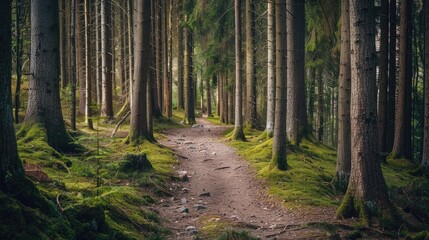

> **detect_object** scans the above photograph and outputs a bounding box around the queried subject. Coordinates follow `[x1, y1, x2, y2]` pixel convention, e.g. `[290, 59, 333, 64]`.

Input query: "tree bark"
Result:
[25, 0, 76, 152]
[101, 0, 113, 118]
[232, 0, 246, 140]
[265, 0, 276, 137]
[0, 0, 26, 190]
[59, 0, 68, 90]
[156, 0, 163, 113]
[95, 0, 102, 106]
[422, 0, 429, 168]
[70, 0, 77, 130]
[377, 0, 389, 162]
[317, 68, 324, 142]
[163, 0, 171, 117]
[286, 0, 306, 145]
[184, 15, 195, 125]
[271, 0, 287, 170]
[245, 0, 257, 128]
[387, 0, 397, 152]
[177, 0, 184, 111]
[335, 0, 352, 192]
[128, 0, 151, 143]
[337, 0, 396, 225]
[84, 0, 93, 129]
[391, 0, 411, 159]
[77, 0, 86, 116]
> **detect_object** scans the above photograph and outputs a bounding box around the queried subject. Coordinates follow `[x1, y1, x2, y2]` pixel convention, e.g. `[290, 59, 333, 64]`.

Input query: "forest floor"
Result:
[155, 118, 355, 240]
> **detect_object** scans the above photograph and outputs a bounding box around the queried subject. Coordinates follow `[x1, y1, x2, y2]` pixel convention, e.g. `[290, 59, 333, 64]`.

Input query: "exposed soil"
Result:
[156, 118, 347, 239]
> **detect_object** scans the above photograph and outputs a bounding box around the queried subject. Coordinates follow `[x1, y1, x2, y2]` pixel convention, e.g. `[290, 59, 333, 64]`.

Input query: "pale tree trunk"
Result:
[422, 0, 429, 168]
[101, 0, 113, 118]
[317, 68, 324, 142]
[245, 0, 257, 128]
[95, 0, 102, 106]
[70, 0, 77, 130]
[265, 0, 276, 137]
[177, 0, 184, 110]
[271, 0, 287, 170]
[25, 0, 76, 152]
[286, 0, 306, 145]
[337, 0, 396, 225]
[163, 0, 172, 117]
[84, 0, 93, 129]
[391, 0, 411, 159]
[200, 70, 205, 112]
[205, 60, 212, 116]
[127, 0, 134, 110]
[128, 0, 151, 143]
[77, 0, 86, 116]
[378, 0, 389, 162]
[335, 0, 351, 192]
[387, 0, 397, 151]
[232, 0, 246, 140]
[59, 0, 68, 90]
[184, 15, 195, 125]
[119, 1, 127, 96]
[168, 0, 173, 117]
[308, 65, 315, 135]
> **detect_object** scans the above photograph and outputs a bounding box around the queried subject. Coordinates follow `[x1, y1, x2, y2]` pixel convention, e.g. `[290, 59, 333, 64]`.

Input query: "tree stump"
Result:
[120, 154, 153, 172]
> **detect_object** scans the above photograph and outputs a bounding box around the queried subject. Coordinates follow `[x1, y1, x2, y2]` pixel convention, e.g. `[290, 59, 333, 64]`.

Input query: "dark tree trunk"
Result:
[422, 0, 429, 168]
[59, 0, 68, 90]
[128, 0, 151, 143]
[25, 0, 76, 152]
[335, 0, 351, 191]
[308, 66, 315, 135]
[70, 0, 77, 130]
[232, 0, 246, 140]
[0, 0, 25, 190]
[271, 0, 287, 170]
[184, 15, 195, 125]
[391, 0, 412, 159]
[337, 0, 396, 225]
[15, 0, 23, 123]
[387, 0, 397, 152]
[286, 0, 306, 145]
[378, 0, 389, 162]
[245, 0, 257, 128]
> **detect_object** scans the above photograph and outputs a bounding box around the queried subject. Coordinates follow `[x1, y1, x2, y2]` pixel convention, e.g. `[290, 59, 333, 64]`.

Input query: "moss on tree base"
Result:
[230, 127, 246, 141]
[337, 191, 402, 227]
[269, 152, 288, 171]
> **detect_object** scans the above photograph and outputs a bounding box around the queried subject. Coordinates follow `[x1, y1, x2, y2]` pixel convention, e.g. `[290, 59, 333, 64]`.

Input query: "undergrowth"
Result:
[3, 115, 183, 239]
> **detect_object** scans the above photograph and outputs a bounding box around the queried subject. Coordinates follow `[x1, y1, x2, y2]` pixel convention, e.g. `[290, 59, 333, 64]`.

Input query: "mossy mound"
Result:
[0, 190, 74, 240]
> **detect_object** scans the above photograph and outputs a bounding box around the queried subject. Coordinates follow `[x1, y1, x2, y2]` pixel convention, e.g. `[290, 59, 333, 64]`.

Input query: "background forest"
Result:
[0, 0, 429, 239]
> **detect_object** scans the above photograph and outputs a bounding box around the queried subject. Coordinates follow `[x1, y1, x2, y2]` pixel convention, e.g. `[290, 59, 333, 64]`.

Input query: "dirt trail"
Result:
[156, 118, 336, 239]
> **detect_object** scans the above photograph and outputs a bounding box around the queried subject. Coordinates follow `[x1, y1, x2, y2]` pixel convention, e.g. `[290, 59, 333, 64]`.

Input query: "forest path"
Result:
[156, 118, 336, 239]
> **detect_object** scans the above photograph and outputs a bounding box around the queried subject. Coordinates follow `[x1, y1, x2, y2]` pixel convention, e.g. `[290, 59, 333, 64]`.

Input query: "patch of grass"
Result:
[198, 215, 257, 240]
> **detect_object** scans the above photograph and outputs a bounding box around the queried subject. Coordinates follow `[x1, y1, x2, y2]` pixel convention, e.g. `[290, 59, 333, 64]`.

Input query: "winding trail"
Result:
[156, 118, 336, 239]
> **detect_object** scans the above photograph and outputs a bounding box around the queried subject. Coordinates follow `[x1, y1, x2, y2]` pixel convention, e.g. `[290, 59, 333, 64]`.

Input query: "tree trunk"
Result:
[205, 62, 212, 116]
[377, 0, 389, 162]
[387, 0, 397, 152]
[156, 0, 163, 113]
[59, 0, 68, 90]
[101, 0, 113, 118]
[119, 1, 127, 97]
[232, 0, 246, 140]
[184, 15, 195, 125]
[25, 0, 76, 152]
[168, 0, 173, 117]
[265, 0, 276, 137]
[15, 0, 23, 123]
[245, 0, 257, 128]
[177, 0, 184, 110]
[0, 0, 26, 190]
[127, 0, 134, 110]
[271, 0, 287, 170]
[286, 0, 306, 145]
[422, 0, 429, 168]
[70, 0, 77, 130]
[335, 0, 352, 192]
[391, 0, 411, 159]
[337, 0, 396, 225]
[317, 68, 324, 142]
[128, 0, 151, 143]
[77, 0, 86, 116]
[308, 66, 315, 136]
[95, 0, 102, 106]
[163, 0, 171, 117]
[200, 70, 205, 112]
[84, 0, 93, 129]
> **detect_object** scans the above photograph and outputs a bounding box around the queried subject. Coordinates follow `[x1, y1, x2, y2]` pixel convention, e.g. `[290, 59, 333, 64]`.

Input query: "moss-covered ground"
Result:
[1, 113, 185, 239]
[222, 125, 429, 237]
